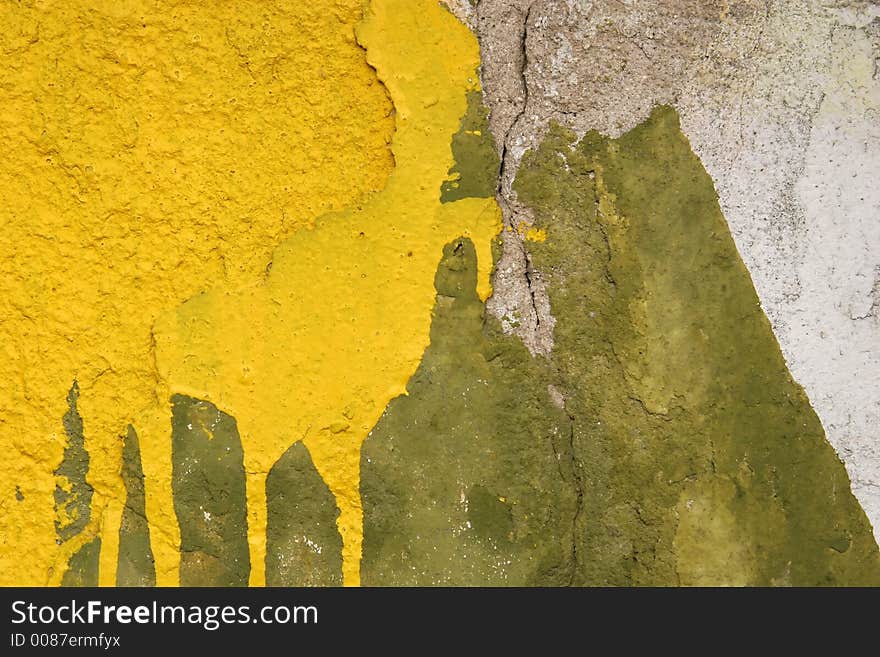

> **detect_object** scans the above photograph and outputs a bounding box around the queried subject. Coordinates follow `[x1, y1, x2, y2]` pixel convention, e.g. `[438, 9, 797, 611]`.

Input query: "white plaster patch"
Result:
[680, 5, 880, 538]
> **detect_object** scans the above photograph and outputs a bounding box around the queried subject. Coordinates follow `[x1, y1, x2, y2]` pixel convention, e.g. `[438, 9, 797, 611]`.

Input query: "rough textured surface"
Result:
[116, 426, 156, 586]
[0, 0, 394, 585]
[54, 382, 93, 544]
[2, 0, 878, 587]
[171, 395, 249, 587]
[60, 538, 101, 588]
[362, 239, 577, 585]
[148, 0, 499, 586]
[359, 108, 880, 585]
[1, 0, 502, 588]
[471, 0, 880, 540]
[526, 107, 879, 584]
[266, 443, 343, 586]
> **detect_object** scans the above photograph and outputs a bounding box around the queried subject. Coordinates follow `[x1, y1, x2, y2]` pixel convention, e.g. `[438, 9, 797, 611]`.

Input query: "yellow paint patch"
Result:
[524, 227, 548, 243]
[674, 478, 759, 586]
[150, 0, 500, 586]
[515, 220, 547, 243]
[0, 0, 393, 585]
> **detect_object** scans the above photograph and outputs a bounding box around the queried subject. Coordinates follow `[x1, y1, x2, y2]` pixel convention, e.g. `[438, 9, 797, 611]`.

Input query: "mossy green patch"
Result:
[116, 425, 156, 586]
[440, 90, 500, 203]
[513, 105, 880, 585]
[266, 442, 343, 586]
[61, 537, 100, 587]
[171, 395, 249, 587]
[361, 238, 578, 586]
[467, 484, 514, 544]
[135, 102, 878, 587]
[54, 381, 93, 543]
[359, 105, 879, 586]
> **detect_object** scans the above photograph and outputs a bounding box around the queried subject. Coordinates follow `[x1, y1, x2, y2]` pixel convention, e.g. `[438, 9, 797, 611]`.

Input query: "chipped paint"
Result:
[521, 225, 547, 243]
[361, 238, 577, 585]
[512, 107, 879, 584]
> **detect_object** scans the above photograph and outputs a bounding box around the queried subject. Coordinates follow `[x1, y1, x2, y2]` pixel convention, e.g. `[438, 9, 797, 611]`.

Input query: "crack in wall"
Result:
[480, 1, 556, 357]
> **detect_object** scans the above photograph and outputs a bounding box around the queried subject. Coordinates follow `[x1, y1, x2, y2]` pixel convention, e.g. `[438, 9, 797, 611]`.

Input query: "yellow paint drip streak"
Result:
[0, 1, 392, 585]
[149, 1, 500, 586]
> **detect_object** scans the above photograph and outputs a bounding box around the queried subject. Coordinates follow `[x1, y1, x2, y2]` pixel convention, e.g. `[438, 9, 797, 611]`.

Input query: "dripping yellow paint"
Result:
[151, 0, 499, 586]
[2, 0, 392, 584]
[0, 0, 499, 586]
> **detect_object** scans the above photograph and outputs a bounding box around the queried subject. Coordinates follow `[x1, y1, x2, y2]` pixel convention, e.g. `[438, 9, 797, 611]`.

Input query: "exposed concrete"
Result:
[472, 0, 557, 356]
[473, 0, 880, 539]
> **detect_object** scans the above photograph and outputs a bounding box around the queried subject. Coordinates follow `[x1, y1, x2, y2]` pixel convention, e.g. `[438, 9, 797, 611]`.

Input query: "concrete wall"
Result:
[465, 0, 880, 543]
[1, 0, 877, 586]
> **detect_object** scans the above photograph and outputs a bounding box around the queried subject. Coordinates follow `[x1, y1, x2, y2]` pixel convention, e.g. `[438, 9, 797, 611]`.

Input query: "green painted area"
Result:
[266, 442, 343, 586]
[361, 238, 578, 585]
[61, 537, 100, 587]
[99, 103, 878, 587]
[359, 105, 880, 586]
[512, 105, 880, 585]
[171, 395, 250, 587]
[54, 381, 93, 543]
[467, 484, 514, 543]
[116, 425, 156, 586]
[53, 382, 104, 586]
[440, 90, 500, 203]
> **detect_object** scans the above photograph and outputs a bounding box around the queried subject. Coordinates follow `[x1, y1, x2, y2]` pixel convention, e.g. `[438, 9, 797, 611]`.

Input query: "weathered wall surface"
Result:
[1, 0, 878, 586]
[0, 0, 395, 585]
[462, 0, 880, 541]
